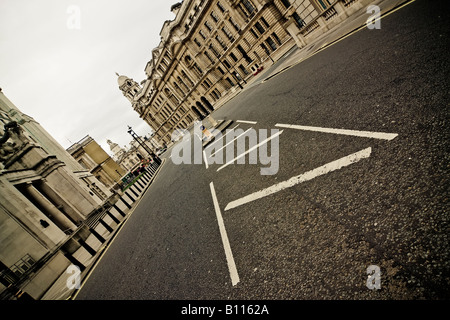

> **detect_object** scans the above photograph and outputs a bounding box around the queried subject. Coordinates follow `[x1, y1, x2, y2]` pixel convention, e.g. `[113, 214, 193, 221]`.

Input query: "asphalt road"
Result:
[76, 0, 449, 301]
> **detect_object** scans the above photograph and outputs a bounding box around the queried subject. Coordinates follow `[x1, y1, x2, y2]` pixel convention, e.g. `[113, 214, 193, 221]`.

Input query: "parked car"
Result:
[251, 64, 264, 76]
[156, 147, 167, 156]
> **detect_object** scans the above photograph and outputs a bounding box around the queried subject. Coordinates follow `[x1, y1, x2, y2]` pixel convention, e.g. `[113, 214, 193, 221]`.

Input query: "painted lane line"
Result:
[217, 130, 283, 172]
[203, 150, 209, 169]
[225, 147, 372, 211]
[210, 182, 240, 286]
[275, 124, 398, 141]
[205, 124, 241, 153]
[236, 120, 257, 124]
[210, 127, 253, 158]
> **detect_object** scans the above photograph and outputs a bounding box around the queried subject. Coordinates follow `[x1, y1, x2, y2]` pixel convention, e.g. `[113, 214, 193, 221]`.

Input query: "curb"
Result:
[66, 159, 166, 300]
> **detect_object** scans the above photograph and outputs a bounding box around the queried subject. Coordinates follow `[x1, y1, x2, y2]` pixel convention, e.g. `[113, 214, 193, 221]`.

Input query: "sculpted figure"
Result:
[0, 121, 29, 163]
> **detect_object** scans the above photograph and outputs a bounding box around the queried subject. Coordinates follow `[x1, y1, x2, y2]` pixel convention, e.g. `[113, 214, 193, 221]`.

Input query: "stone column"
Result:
[24, 183, 77, 232]
[39, 180, 85, 224]
[286, 21, 306, 48]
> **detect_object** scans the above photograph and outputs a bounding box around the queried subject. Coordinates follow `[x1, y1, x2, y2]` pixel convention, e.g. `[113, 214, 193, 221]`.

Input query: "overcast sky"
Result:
[0, 0, 175, 155]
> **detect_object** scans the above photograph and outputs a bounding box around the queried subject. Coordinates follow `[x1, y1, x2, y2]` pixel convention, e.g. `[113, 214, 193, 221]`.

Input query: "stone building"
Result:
[107, 134, 161, 173]
[107, 139, 141, 172]
[0, 90, 116, 299]
[67, 135, 126, 189]
[118, 0, 294, 145]
[107, 139, 127, 163]
[118, 0, 373, 147]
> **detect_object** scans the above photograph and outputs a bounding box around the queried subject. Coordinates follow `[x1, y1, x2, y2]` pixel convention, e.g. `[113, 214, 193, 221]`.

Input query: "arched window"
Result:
[181, 71, 194, 87]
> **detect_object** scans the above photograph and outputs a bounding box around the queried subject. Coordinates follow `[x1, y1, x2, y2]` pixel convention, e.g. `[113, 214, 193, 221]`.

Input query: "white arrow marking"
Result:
[225, 147, 372, 211]
[210, 182, 240, 286]
[217, 129, 283, 172]
[275, 124, 398, 141]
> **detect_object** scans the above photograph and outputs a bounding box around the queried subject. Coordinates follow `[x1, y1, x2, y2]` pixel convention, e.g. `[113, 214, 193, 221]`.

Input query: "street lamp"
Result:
[127, 125, 161, 165]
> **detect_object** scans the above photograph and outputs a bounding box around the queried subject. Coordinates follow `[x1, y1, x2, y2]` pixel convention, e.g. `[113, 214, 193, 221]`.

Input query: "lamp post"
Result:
[127, 126, 161, 165]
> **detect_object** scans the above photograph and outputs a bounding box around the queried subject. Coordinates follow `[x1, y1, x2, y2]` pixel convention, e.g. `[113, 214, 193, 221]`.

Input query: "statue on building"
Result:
[0, 121, 30, 163]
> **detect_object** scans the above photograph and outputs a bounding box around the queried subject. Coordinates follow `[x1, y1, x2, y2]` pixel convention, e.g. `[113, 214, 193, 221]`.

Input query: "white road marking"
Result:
[217, 130, 283, 172]
[203, 150, 209, 169]
[224, 147, 372, 211]
[210, 182, 240, 286]
[236, 120, 257, 124]
[275, 123, 398, 141]
[205, 124, 240, 153]
[210, 127, 253, 158]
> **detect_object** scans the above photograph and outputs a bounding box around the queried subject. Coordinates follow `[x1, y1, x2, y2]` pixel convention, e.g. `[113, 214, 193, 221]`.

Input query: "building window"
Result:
[181, 70, 194, 87]
[217, 66, 225, 75]
[222, 26, 235, 42]
[204, 20, 213, 32]
[193, 63, 203, 76]
[261, 43, 270, 55]
[209, 44, 220, 58]
[280, 0, 291, 9]
[254, 21, 265, 34]
[185, 55, 192, 65]
[222, 59, 231, 69]
[194, 38, 202, 47]
[215, 35, 227, 51]
[237, 44, 253, 63]
[260, 17, 270, 28]
[292, 12, 305, 28]
[316, 0, 333, 10]
[204, 51, 215, 63]
[241, 0, 256, 17]
[250, 28, 258, 39]
[217, 1, 226, 13]
[199, 29, 207, 40]
[236, 44, 246, 56]
[238, 64, 249, 75]
[271, 32, 282, 45]
[229, 17, 240, 32]
[78, 159, 89, 170]
[202, 81, 211, 90]
[230, 52, 238, 62]
[266, 37, 277, 51]
[211, 11, 219, 23]
[174, 82, 185, 96]
[178, 76, 189, 92]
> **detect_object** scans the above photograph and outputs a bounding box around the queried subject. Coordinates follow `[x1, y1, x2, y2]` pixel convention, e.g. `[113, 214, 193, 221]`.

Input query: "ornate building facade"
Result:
[67, 135, 126, 189]
[0, 89, 116, 299]
[107, 139, 144, 172]
[117, 0, 377, 146]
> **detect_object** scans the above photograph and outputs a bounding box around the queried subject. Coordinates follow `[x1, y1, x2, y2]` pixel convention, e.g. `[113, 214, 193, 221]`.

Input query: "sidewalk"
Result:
[263, 0, 411, 83]
[215, 0, 411, 106]
[261, 0, 410, 82]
